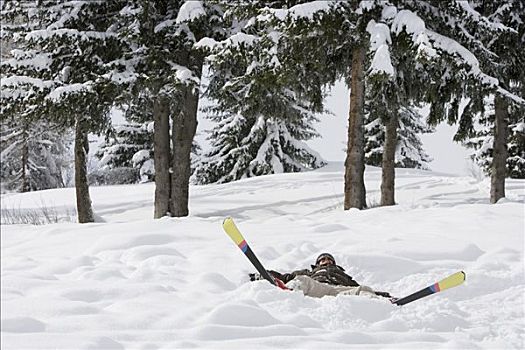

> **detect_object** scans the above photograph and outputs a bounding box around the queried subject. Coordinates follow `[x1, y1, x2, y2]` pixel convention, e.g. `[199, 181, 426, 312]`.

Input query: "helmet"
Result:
[315, 253, 335, 266]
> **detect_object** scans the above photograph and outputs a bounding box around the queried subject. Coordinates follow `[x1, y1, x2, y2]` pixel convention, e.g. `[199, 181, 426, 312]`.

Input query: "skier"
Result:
[250, 253, 392, 299]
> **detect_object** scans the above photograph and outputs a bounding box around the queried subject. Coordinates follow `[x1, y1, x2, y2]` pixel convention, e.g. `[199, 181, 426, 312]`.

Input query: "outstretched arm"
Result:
[250, 269, 311, 284]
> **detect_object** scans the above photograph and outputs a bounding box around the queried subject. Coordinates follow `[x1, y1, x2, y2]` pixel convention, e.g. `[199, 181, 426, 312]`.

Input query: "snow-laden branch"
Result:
[25, 29, 116, 41]
[367, 20, 394, 77]
[102, 56, 141, 84]
[0, 75, 54, 89]
[46, 1, 86, 30]
[259, 0, 338, 22]
[164, 61, 200, 86]
[456, 1, 517, 33]
[391, 9, 524, 105]
[195, 32, 259, 51]
[154, 20, 176, 33]
[176, 1, 205, 24]
[46, 82, 93, 102]
[391, 9, 437, 58]
[2, 50, 52, 71]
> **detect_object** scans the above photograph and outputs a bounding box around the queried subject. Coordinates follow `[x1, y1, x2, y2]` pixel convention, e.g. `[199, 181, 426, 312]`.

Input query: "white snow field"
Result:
[1, 162, 524, 349]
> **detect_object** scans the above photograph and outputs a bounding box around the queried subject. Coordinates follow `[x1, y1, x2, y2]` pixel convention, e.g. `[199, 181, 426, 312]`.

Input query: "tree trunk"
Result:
[21, 124, 29, 192]
[74, 116, 94, 223]
[171, 83, 199, 217]
[344, 45, 367, 210]
[381, 115, 398, 206]
[153, 95, 172, 218]
[490, 94, 508, 203]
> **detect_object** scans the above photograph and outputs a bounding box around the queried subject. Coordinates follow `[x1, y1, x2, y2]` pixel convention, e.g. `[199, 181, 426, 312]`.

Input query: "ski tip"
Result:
[223, 217, 233, 225]
[460, 271, 466, 281]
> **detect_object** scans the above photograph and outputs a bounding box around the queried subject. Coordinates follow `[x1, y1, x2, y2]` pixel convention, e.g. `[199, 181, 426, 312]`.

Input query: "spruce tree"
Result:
[94, 122, 153, 183]
[257, 1, 521, 209]
[193, 1, 327, 185]
[0, 33, 71, 192]
[0, 117, 71, 192]
[363, 19, 432, 172]
[117, 0, 226, 217]
[402, 0, 525, 201]
[1, 0, 125, 222]
[364, 106, 432, 170]
[458, 1, 525, 182]
[364, 7, 439, 205]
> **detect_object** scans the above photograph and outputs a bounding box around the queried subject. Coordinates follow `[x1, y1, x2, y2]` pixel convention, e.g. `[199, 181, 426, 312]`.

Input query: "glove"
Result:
[249, 273, 264, 281]
[375, 291, 392, 298]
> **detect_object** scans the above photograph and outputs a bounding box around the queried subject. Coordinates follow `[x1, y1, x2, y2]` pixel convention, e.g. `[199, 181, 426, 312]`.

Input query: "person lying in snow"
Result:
[250, 253, 392, 299]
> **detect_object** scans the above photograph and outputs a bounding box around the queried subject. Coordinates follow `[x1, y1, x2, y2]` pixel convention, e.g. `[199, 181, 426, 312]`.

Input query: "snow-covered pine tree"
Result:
[103, 94, 201, 185]
[193, 1, 329, 185]
[193, 112, 324, 184]
[463, 94, 525, 180]
[507, 119, 525, 178]
[260, 1, 521, 208]
[256, 1, 394, 209]
[1, 0, 126, 222]
[94, 122, 153, 183]
[0, 118, 71, 192]
[0, 21, 72, 192]
[364, 9, 433, 178]
[364, 106, 432, 170]
[402, 0, 525, 201]
[362, 6, 440, 205]
[117, 0, 225, 217]
[107, 87, 156, 184]
[451, 1, 525, 181]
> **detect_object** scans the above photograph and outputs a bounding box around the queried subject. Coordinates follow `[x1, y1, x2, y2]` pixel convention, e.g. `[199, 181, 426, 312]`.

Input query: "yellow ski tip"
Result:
[222, 217, 246, 246]
[437, 271, 466, 291]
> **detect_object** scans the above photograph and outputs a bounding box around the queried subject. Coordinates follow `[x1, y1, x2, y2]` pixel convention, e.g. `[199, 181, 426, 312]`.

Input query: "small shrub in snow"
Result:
[1, 202, 74, 225]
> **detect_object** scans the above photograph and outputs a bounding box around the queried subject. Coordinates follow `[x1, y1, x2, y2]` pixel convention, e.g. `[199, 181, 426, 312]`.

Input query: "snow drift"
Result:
[1, 162, 524, 349]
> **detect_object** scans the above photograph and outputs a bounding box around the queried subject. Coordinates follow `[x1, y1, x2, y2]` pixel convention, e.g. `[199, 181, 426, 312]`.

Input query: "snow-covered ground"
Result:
[1, 162, 524, 349]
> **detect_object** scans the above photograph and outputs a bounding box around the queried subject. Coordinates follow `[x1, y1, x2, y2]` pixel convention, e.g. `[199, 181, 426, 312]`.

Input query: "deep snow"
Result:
[1, 162, 524, 349]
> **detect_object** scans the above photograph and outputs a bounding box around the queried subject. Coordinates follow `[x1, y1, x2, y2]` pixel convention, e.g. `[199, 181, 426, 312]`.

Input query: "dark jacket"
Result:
[268, 264, 360, 287]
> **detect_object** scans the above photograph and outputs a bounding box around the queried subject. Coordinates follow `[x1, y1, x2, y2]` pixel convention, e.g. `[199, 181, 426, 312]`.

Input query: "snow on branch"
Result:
[259, 0, 338, 22]
[391, 9, 437, 58]
[194, 37, 220, 50]
[195, 32, 259, 51]
[3, 50, 52, 71]
[165, 61, 200, 86]
[103, 56, 141, 84]
[46, 1, 85, 30]
[46, 83, 93, 102]
[0, 75, 55, 101]
[176, 1, 205, 24]
[25, 29, 116, 41]
[426, 30, 496, 84]
[155, 20, 176, 33]
[367, 20, 394, 77]
[391, 9, 524, 105]
[456, 1, 517, 33]
[226, 32, 258, 47]
[119, 5, 141, 17]
[428, 30, 524, 104]
[0, 76, 54, 90]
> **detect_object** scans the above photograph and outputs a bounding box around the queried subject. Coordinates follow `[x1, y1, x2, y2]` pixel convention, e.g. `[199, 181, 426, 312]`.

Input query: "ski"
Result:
[393, 271, 466, 306]
[222, 217, 288, 289]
